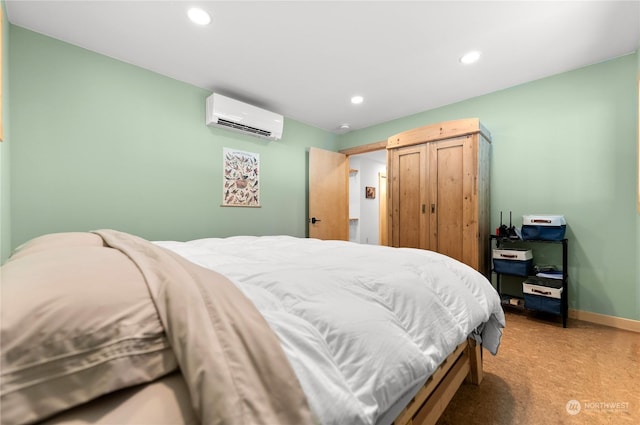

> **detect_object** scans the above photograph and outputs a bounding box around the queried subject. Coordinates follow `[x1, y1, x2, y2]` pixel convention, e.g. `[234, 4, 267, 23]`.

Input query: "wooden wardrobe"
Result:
[387, 118, 491, 274]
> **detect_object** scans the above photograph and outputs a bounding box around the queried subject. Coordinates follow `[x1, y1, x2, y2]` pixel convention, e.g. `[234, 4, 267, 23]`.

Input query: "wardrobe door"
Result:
[387, 119, 490, 274]
[389, 144, 428, 249]
[428, 135, 477, 266]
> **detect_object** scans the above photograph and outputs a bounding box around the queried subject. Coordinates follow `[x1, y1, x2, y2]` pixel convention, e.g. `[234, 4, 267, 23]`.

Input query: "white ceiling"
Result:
[6, 1, 640, 134]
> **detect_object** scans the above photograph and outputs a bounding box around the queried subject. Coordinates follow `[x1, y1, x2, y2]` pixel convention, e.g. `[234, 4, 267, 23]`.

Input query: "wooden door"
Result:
[308, 147, 349, 240]
[389, 145, 428, 248]
[428, 136, 476, 265]
[378, 172, 388, 246]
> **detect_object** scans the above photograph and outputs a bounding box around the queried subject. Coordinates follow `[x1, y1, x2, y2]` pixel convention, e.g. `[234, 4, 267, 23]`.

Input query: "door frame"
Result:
[339, 141, 389, 246]
[338, 140, 387, 156]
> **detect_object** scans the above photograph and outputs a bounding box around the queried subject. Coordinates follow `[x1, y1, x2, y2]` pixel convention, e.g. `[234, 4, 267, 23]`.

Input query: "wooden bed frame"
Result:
[393, 338, 483, 425]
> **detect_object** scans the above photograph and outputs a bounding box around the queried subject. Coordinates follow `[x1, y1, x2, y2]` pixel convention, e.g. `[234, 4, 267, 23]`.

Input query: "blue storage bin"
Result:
[524, 293, 562, 315]
[521, 215, 566, 241]
[521, 225, 566, 241]
[493, 258, 533, 276]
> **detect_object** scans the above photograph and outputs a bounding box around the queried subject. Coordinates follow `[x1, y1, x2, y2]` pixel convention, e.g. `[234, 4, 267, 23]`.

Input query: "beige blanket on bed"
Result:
[95, 230, 313, 425]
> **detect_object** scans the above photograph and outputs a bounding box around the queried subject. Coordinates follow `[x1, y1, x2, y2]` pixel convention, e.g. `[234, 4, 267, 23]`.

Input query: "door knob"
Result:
[308, 217, 321, 224]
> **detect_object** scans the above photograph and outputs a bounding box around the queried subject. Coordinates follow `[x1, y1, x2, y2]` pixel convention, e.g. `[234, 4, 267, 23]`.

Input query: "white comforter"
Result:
[156, 236, 504, 425]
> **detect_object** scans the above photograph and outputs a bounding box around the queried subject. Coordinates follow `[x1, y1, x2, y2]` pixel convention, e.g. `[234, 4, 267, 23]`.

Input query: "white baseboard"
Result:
[568, 309, 640, 333]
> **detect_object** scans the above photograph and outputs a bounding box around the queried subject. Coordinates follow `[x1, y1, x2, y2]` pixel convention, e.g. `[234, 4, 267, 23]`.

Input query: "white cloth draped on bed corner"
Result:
[155, 236, 505, 425]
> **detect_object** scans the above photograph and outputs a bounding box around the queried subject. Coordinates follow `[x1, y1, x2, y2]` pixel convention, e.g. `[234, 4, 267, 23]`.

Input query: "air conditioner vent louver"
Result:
[206, 93, 283, 141]
[217, 119, 272, 138]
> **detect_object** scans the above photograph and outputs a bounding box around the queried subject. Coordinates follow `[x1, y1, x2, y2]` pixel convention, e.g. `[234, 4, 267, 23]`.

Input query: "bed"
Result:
[1, 230, 505, 425]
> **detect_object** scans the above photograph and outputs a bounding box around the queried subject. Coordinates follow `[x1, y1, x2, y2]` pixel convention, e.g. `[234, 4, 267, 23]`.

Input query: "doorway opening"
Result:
[347, 150, 387, 245]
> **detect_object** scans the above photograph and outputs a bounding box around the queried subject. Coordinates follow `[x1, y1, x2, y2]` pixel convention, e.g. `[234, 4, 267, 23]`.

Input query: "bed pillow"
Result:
[9, 232, 106, 260]
[0, 233, 178, 425]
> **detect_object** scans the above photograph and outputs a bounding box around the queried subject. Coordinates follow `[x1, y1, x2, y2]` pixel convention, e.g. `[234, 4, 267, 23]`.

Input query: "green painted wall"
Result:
[0, 1, 10, 264]
[339, 53, 639, 321]
[8, 23, 640, 321]
[9, 26, 336, 247]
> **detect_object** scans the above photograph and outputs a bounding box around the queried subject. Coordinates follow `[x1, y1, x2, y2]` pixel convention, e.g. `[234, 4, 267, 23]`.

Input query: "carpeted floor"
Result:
[437, 311, 639, 424]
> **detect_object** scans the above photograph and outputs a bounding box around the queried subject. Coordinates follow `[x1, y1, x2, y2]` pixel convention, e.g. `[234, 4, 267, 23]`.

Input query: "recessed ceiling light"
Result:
[351, 95, 364, 105]
[460, 51, 481, 65]
[188, 8, 211, 26]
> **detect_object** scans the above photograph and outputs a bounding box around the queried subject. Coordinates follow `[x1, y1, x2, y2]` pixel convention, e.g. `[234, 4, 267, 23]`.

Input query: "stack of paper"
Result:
[536, 271, 563, 279]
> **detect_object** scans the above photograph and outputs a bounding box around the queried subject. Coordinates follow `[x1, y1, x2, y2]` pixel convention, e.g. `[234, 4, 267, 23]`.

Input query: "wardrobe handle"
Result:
[422, 204, 426, 214]
[431, 204, 436, 213]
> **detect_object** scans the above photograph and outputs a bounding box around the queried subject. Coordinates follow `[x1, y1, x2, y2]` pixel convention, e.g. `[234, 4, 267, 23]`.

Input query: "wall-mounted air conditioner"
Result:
[206, 93, 283, 141]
